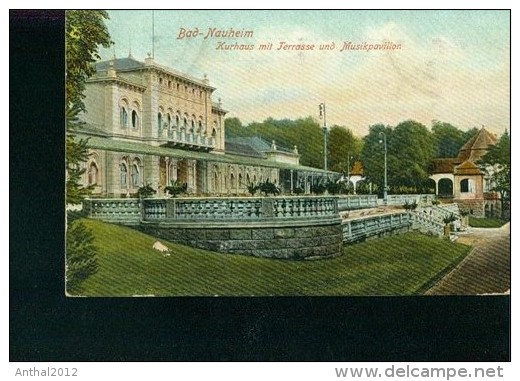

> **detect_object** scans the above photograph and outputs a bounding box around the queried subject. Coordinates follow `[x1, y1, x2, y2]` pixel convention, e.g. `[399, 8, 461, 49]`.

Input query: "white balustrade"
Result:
[342, 212, 412, 243]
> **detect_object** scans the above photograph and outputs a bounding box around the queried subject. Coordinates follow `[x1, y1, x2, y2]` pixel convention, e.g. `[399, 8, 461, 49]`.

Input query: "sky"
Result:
[99, 10, 510, 137]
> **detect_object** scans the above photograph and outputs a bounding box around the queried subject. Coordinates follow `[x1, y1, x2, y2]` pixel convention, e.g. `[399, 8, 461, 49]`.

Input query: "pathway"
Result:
[425, 222, 510, 295]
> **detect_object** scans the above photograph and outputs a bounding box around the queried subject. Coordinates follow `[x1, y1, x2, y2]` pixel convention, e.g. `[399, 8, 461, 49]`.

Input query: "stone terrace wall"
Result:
[140, 196, 342, 259]
[141, 219, 343, 259]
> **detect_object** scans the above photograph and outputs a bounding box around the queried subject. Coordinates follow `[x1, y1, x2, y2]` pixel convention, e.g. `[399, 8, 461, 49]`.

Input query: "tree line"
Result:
[225, 117, 488, 195]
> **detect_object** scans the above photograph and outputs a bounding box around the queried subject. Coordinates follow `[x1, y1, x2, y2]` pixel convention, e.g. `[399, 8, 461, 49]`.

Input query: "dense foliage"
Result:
[226, 117, 482, 197]
[225, 117, 363, 173]
[66, 10, 112, 111]
[478, 132, 510, 219]
[66, 10, 112, 294]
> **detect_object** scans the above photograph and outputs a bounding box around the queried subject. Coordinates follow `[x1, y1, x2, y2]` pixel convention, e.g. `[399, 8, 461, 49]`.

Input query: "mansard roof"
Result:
[95, 56, 215, 90]
[225, 141, 265, 158]
[226, 136, 296, 159]
[95, 57, 145, 72]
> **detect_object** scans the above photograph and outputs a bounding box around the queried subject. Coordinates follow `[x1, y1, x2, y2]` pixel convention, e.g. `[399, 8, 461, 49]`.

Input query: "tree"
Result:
[66, 10, 112, 111]
[390, 120, 435, 192]
[431, 121, 464, 158]
[65, 10, 112, 293]
[360, 124, 392, 195]
[66, 105, 94, 205]
[361, 121, 435, 195]
[225, 116, 325, 168]
[478, 131, 510, 219]
[328, 126, 362, 174]
[66, 221, 98, 294]
[224, 117, 243, 135]
[66, 10, 112, 205]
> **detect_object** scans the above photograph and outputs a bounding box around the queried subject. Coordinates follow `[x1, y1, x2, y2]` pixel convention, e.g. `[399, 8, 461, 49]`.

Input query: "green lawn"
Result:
[74, 219, 472, 296]
[468, 216, 507, 228]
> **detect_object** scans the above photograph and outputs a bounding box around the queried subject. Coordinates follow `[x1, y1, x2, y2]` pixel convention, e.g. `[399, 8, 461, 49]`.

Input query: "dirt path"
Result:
[425, 222, 510, 295]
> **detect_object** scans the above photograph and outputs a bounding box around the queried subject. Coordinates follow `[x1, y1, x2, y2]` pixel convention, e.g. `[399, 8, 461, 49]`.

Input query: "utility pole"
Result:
[379, 131, 388, 204]
[319, 103, 328, 172]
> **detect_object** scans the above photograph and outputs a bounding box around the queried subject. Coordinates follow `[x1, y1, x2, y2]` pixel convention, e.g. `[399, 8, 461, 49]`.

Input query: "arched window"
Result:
[88, 162, 98, 185]
[212, 128, 217, 138]
[238, 173, 243, 187]
[132, 110, 139, 129]
[157, 112, 162, 132]
[183, 117, 188, 130]
[120, 107, 128, 128]
[120, 163, 128, 187]
[190, 119, 195, 133]
[460, 179, 475, 193]
[198, 120, 203, 133]
[230, 173, 235, 189]
[131, 160, 140, 187]
[169, 161, 177, 182]
[167, 113, 172, 130]
[175, 114, 180, 128]
[213, 172, 219, 192]
[246, 173, 250, 184]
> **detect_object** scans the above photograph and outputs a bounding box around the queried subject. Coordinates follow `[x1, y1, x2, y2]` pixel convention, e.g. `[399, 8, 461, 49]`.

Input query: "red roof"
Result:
[432, 158, 458, 174]
[457, 127, 497, 162]
[454, 160, 483, 175]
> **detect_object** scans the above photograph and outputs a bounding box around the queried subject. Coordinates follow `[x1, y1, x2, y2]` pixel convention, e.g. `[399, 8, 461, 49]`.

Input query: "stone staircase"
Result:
[410, 203, 461, 237]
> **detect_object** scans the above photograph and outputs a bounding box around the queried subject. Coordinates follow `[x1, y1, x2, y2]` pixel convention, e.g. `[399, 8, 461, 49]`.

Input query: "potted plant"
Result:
[137, 183, 157, 199]
[403, 200, 418, 211]
[165, 180, 188, 198]
[442, 213, 456, 236]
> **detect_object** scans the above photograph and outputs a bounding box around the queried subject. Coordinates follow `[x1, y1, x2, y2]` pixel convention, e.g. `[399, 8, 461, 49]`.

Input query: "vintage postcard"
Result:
[65, 10, 510, 297]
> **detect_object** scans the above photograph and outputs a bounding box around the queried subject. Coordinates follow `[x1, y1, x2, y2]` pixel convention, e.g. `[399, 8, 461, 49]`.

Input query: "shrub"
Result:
[326, 181, 346, 195]
[403, 200, 418, 210]
[311, 182, 327, 195]
[258, 180, 280, 196]
[247, 183, 259, 196]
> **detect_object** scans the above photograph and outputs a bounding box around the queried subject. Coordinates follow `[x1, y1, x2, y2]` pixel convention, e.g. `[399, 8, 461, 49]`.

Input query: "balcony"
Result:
[158, 128, 216, 151]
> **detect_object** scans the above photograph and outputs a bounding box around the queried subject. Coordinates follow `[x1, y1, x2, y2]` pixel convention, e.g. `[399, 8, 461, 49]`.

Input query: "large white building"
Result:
[77, 54, 332, 197]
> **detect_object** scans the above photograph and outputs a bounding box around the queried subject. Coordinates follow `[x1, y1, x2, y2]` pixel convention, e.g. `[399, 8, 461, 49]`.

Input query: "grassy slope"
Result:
[77, 219, 472, 296]
[468, 216, 507, 228]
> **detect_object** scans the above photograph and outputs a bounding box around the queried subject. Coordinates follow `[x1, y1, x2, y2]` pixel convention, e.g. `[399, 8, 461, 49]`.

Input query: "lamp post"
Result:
[319, 103, 328, 173]
[346, 154, 352, 193]
[378, 131, 388, 204]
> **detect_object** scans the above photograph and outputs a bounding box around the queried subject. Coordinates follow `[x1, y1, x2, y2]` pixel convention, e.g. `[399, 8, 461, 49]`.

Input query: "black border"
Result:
[10, 9, 510, 362]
